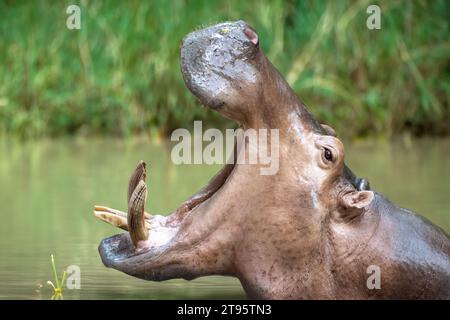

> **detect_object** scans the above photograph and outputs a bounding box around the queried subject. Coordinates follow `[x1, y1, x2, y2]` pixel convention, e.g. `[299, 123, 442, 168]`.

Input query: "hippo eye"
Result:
[324, 148, 333, 162]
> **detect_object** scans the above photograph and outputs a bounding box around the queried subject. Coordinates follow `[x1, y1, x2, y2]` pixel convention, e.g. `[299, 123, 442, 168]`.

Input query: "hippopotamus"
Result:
[95, 20, 450, 299]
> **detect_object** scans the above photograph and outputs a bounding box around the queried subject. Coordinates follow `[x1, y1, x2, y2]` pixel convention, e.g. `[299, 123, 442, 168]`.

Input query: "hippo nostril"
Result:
[243, 27, 259, 46]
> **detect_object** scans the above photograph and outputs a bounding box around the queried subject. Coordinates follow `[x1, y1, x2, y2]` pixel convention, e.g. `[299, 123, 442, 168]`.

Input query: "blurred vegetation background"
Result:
[0, 0, 448, 139]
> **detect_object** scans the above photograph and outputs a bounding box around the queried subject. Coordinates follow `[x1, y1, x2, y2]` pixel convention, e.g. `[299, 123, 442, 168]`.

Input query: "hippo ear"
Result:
[321, 124, 337, 137]
[341, 190, 374, 210]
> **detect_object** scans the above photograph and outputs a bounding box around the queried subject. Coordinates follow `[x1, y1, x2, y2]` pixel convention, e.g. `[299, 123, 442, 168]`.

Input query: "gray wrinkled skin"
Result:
[181, 21, 259, 110]
[98, 21, 450, 299]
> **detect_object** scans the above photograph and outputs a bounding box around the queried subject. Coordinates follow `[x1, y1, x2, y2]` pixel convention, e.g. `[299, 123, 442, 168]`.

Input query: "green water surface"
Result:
[0, 137, 448, 299]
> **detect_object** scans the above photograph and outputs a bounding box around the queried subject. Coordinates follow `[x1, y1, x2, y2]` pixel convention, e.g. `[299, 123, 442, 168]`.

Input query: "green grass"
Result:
[0, 0, 448, 139]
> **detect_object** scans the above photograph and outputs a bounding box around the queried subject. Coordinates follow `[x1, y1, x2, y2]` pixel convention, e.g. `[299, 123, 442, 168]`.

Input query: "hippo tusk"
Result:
[94, 160, 152, 234]
[128, 180, 149, 247]
[94, 206, 128, 230]
[128, 160, 147, 204]
[94, 205, 151, 231]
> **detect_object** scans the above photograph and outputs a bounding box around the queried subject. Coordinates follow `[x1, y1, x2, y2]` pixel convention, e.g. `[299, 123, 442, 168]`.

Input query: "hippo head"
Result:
[180, 20, 373, 214]
[97, 21, 374, 299]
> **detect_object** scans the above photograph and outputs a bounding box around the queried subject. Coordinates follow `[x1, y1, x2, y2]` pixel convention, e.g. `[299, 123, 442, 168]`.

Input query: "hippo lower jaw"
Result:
[96, 160, 236, 281]
[97, 208, 176, 268]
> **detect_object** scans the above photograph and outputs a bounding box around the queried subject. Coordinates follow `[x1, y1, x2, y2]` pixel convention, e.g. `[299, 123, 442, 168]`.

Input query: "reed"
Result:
[0, 0, 448, 139]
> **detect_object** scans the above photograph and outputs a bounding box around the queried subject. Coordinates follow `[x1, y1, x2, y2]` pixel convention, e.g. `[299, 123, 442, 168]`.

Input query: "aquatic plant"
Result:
[47, 254, 67, 300]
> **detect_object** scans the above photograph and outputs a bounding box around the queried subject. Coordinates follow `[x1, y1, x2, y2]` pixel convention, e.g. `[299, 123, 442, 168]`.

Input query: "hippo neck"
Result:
[228, 162, 334, 298]
[244, 59, 322, 135]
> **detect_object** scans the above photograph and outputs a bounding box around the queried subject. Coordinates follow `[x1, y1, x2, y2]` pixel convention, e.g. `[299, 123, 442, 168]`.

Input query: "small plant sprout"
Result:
[47, 254, 67, 300]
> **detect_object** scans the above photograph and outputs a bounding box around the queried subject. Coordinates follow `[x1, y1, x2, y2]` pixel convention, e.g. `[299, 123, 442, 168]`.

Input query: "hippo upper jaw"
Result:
[180, 21, 266, 124]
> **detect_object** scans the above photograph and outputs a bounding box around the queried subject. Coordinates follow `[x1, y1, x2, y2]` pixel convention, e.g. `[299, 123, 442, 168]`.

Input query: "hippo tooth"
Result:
[94, 210, 128, 231]
[128, 180, 149, 247]
[93, 205, 151, 231]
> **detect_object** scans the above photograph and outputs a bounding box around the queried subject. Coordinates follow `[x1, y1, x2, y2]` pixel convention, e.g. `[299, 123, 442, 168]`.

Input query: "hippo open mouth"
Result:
[96, 154, 237, 281]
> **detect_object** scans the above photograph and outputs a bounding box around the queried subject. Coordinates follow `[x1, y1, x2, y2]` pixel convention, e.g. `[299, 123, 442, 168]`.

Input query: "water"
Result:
[0, 137, 448, 299]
